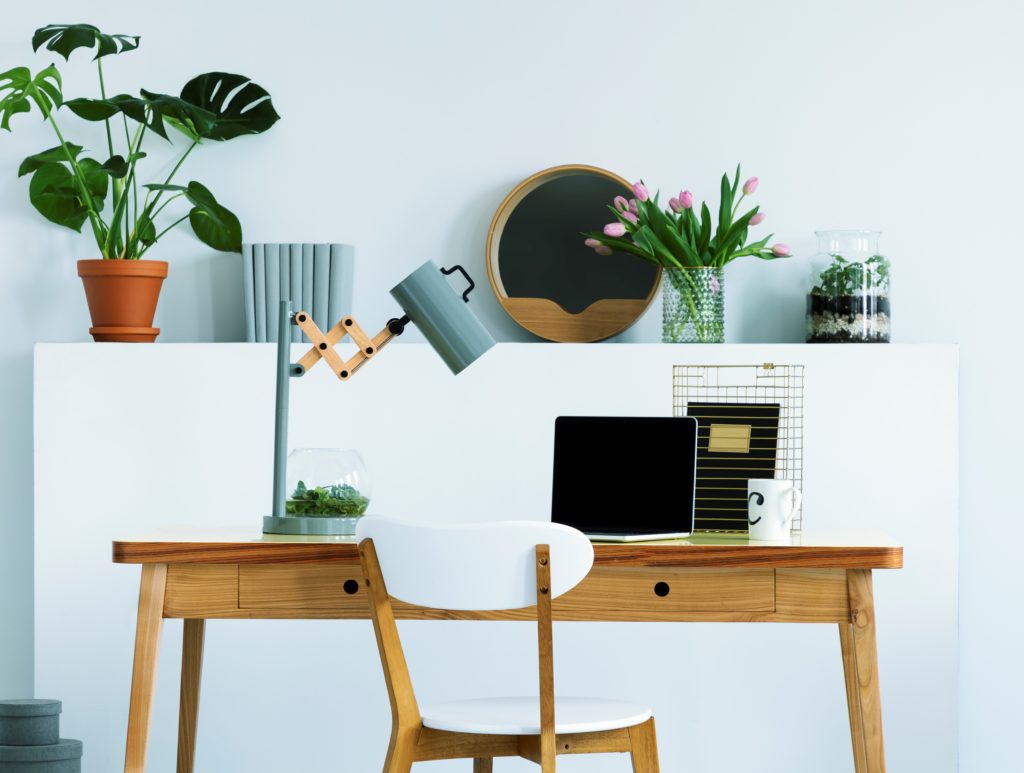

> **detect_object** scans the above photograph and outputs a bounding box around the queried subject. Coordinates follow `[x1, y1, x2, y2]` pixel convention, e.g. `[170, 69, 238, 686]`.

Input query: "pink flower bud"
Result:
[584, 238, 603, 249]
[622, 211, 638, 225]
[708, 275, 721, 294]
[749, 212, 766, 225]
[771, 243, 791, 257]
[594, 245, 613, 256]
[631, 182, 649, 202]
[613, 196, 630, 212]
[743, 176, 759, 195]
[628, 199, 638, 214]
[668, 197, 682, 213]
[680, 190, 694, 209]
[604, 222, 627, 238]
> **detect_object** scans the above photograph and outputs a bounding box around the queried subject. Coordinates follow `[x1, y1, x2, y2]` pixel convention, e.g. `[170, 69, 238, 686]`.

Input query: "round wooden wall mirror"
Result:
[486, 164, 661, 342]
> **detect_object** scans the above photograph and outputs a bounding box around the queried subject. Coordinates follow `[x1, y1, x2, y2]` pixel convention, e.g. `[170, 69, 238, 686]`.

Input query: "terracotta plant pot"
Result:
[77, 259, 168, 342]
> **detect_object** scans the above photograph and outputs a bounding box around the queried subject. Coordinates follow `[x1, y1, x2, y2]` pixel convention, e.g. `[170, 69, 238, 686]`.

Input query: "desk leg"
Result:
[176, 619, 205, 773]
[839, 624, 868, 773]
[844, 569, 886, 773]
[125, 564, 168, 773]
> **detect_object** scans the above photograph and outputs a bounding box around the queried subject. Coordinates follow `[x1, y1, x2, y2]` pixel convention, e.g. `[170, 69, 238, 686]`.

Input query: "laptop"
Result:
[551, 416, 698, 542]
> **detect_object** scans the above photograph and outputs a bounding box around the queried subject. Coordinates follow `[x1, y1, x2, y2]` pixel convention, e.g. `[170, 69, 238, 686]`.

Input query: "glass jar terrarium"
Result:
[272, 448, 371, 535]
[662, 267, 725, 343]
[807, 230, 891, 343]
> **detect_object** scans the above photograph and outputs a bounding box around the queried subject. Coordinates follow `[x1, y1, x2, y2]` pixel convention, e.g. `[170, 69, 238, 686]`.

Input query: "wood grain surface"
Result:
[114, 532, 903, 569]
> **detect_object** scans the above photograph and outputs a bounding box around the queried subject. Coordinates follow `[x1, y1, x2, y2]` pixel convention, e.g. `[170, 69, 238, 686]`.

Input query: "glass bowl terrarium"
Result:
[278, 448, 371, 534]
[807, 230, 891, 343]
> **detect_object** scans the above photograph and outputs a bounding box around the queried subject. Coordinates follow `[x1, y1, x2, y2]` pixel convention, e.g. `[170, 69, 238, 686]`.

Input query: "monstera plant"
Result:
[0, 24, 279, 341]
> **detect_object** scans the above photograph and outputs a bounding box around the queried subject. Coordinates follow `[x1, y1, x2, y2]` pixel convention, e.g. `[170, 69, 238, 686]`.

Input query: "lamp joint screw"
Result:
[540, 585, 549, 595]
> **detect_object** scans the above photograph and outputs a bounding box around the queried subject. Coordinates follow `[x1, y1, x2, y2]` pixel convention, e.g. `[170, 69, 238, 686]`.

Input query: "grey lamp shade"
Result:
[391, 261, 495, 374]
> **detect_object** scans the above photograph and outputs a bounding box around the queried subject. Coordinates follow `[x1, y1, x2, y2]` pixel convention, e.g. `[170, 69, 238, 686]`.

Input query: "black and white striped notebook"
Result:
[687, 402, 781, 532]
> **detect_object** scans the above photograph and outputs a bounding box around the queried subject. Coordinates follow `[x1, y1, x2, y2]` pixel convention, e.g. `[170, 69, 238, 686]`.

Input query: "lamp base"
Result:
[262, 515, 361, 536]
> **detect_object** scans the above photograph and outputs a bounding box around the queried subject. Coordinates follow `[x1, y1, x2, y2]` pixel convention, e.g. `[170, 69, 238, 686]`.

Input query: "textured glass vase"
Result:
[662, 267, 725, 343]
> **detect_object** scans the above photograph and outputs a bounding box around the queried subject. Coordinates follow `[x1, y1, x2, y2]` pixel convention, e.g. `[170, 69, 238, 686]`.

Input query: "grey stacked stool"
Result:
[0, 701, 82, 772]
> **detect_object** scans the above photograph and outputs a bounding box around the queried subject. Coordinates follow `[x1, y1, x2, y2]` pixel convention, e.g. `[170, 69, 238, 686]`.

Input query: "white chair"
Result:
[356, 516, 660, 772]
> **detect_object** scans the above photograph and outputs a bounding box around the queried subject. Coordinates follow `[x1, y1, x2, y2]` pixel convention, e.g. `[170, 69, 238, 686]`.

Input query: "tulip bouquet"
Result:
[582, 166, 789, 268]
[582, 166, 789, 343]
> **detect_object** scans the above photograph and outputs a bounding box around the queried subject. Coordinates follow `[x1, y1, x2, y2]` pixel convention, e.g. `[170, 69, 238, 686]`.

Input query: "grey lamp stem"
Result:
[271, 299, 292, 519]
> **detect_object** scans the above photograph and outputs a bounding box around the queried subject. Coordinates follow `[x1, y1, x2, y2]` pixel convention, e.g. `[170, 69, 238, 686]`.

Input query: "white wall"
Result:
[2, 1, 1022, 770]
[34, 343, 957, 773]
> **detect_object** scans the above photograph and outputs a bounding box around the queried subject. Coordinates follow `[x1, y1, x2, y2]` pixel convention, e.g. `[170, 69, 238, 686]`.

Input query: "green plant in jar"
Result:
[286, 480, 370, 517]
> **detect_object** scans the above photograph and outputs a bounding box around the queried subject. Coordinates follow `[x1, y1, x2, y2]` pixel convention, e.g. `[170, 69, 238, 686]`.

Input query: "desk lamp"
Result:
[263, 260, 495, 535]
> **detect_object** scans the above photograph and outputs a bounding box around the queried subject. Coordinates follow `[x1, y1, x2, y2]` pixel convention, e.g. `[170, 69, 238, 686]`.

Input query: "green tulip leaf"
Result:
[28, 159, 107, 232]
[32, 24, 139, 61]
[184, 181, 242, 252]
[18, 142, 83, 176]
[178, 72, 280, 141]
[0, 65, 63, 128]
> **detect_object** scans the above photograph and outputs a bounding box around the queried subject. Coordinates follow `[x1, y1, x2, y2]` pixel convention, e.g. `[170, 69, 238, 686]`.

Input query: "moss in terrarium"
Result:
[286, 480, 369, 517]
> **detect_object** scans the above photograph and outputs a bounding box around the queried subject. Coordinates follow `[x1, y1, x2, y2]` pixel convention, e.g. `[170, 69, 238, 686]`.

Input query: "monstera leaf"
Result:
[0, 65, 63, 129]
[32, 24, 139, 60]
[177, 72, 279, 141]
[18, 142, 83, 176]
[28, 158, 107, 232]
[141, 181, 241, 252]
[184, 181, 241, 251]
[65, 92, 216, 140]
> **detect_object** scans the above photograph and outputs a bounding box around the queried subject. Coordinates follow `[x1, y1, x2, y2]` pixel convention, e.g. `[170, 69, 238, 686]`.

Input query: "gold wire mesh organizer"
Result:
[672, 363, 805, 533]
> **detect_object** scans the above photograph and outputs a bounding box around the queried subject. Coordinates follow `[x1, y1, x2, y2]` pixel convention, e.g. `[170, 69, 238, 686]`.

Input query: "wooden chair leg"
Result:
[382, 726, 419, 773]
[472, 759, 493, 773]
[124, 564, 168, 773]
[176, 619, 205, 773]
[628, 717, 660, 773]
[839, 623, 869, 773]
[847, 570, 887, 773]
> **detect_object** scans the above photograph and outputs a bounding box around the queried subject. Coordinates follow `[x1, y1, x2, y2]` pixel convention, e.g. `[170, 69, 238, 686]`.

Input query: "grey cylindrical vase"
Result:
[0, 700, 61, 746]
[390, 261, 495, 375]
[0, 738, 82, 773]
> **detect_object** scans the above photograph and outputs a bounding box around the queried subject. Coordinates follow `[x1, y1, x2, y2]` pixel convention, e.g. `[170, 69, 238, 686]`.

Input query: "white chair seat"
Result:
[421, 696, 652, 735]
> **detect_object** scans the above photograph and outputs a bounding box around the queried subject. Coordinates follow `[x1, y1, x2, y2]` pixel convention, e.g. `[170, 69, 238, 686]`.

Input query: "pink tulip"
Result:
[771, 243, 791, 257]
[613, 196, 630, 212]
[668, 197, 682, 213]
[594, 245, 613, 256]
[584, 238, 603, 249]
[750, 212, 766, 225]
[632, 181, 649, 202]
[743, 176, 759, 195]
[622, 211, 638, 225]
[680, 190, 694, 209]
[628, 199, 639, 214]
[604, 222, 627, 238]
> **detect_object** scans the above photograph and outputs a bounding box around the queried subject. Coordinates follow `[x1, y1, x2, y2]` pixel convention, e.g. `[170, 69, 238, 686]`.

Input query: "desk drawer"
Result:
[556, 567, 775, 619]
[237, 565, 776, 619]
[239, 565, 366, 610]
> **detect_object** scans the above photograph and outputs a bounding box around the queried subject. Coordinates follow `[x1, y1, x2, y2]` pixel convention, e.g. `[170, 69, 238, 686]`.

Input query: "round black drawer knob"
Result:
[654, 582, 670, 597]
[343, 579, 360, 595]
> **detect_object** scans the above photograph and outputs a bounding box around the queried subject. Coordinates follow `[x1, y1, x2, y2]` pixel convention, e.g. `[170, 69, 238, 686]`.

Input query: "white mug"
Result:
[747, 479, 802, 541]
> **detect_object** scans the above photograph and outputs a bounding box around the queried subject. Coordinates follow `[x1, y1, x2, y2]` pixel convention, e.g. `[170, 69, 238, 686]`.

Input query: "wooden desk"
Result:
[112, 531, 902, 773]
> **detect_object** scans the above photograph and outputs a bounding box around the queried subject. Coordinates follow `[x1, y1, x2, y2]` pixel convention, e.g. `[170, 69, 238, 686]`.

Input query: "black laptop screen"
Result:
[551, 416, 697, 535]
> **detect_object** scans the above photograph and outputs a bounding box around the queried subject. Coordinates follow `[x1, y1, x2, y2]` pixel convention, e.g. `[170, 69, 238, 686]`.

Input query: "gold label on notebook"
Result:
[708, 423, 753, 453]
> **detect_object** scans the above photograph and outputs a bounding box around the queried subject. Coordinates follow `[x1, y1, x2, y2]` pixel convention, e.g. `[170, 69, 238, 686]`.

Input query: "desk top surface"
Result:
[112, 529, 903, 569]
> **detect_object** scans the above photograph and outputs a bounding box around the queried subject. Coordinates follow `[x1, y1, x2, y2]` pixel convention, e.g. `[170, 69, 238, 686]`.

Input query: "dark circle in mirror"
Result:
[497, 173, 659, 314]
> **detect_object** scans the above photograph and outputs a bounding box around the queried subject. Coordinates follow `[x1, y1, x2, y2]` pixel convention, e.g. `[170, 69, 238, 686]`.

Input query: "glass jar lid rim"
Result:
[815, 229, 881, 238]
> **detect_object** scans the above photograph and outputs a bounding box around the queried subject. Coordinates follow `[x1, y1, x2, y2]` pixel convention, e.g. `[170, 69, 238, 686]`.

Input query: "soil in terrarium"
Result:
[807, 292, 890, 343]
[286, 480, 369, 517]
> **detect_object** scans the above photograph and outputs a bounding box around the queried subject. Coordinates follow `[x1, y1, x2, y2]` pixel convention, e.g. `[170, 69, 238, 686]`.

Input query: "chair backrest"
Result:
[355, 516, 594, 611]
